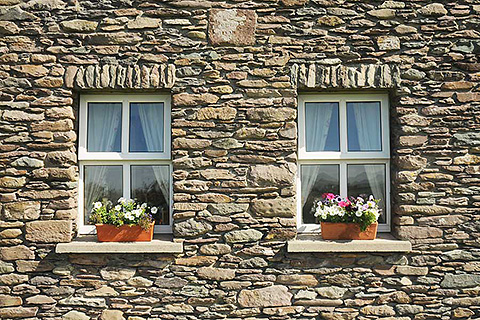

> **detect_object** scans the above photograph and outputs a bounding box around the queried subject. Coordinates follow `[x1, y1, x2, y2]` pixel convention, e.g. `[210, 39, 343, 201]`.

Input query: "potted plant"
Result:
[89, 198, 157, 242]
[314, 193, 380, 240]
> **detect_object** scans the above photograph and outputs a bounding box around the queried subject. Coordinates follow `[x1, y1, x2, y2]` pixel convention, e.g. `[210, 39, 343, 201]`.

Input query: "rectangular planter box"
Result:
[321, 222, 378, 240]
[95, 222, 155, 242]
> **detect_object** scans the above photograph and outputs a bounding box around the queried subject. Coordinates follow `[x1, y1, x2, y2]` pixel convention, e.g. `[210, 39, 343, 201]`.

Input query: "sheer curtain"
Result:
[136, 103, 164, 152]
[152, 166, 170, 224]
[301, 165, 321, 206]
[85, 166, 107, 224]
[85, 103, 122, 224]
[351, 102, 384, 201]
[302, 103, 336, 206]
[88, 103, 121, 152]
[305, 102, 335, 152]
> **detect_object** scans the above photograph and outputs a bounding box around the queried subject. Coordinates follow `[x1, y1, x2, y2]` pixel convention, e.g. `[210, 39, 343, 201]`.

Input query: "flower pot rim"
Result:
[95, 221, 155, 228]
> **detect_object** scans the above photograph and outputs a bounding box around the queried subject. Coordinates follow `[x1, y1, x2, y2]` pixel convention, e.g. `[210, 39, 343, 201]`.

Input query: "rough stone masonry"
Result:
[0, 0, 480, 319]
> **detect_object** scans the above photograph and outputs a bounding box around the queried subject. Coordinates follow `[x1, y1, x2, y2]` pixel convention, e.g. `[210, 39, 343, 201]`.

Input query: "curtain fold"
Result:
[136, 103, 164, 152]
[88, 103, 121, 152]
[152, 166, 170, 224]
[305, 102, 335, 152]
[351, 102, 385, 220]
[84, 166, 108, 224]
[301, 165, 322, 207]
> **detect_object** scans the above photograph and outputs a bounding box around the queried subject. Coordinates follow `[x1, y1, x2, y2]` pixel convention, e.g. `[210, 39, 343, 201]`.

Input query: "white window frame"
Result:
[78, 94, 172, 234]
[297, 92, 391, 233]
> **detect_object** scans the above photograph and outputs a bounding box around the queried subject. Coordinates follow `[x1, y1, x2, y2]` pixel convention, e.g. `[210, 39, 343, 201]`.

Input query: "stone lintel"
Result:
[56, 237, 183, 254]
[293, 64, 400, 90]
[287, 234, 411, 253]
[65, 64, 175, 90]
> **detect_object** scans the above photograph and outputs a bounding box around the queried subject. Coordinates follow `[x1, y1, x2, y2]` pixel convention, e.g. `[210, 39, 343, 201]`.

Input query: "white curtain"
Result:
[301, 165, 322, 206]
[351, 102, 384, 203]
[305, 102, 335, 152]
[88, 103, 121, 152]
[85, 103, 122, 224]
[152, 166, 170, 224]
[136, 103, 164, 152]
[84, 166, 108, 224]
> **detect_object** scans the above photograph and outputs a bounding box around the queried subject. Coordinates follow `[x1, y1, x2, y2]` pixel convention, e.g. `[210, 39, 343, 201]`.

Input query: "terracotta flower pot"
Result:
[95, 222, 155, 242]
[321, 222, 378, 240]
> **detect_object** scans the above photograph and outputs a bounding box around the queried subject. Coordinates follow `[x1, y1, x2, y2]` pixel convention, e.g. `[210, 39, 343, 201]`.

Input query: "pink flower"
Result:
[338, 201, 349, 207]
[325, 193, 336, 200]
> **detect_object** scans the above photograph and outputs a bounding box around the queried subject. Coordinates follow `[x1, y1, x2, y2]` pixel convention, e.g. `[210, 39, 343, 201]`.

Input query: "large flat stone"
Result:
[238, 285, 292, 308]
[208, 9, 257, 46]
[251, 198, 295, 218]
[25, 220, 71, 243]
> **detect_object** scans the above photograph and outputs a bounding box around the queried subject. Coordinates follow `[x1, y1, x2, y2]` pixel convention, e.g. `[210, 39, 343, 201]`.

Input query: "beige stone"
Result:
[396, 226, 443, 239]
[176, 256, 217, 266]
[172, 93, 219, 106]
[127, 16, 161, 29]
[0, 177, 26, 189]
[317, 16, 344, 26]
[248, 164, 294, 187]
[11, 65, 48, 77]
[0, 295, 22, 307]
[0, 245, 35, 260]
[208, 9, 257, 46]
[377, 36, 400, 50]
[196, 107, 236, 120]
[25, 220, 71, 243]
[197, 267, 235, 280]
[277, 274, 318, 286]
[238, 285, 292, 307]
[418, 3, 447, 16]
[0, 307, 38, 318]
[251, 198, 295, 218]
[246, 107, 296, 122]
[61, 19, 98, 32]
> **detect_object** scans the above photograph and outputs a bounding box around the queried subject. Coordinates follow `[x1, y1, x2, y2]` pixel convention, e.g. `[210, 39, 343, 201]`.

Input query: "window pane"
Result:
[131, 165, 170, 225]
[130, 103, 164, 152]
[84, 165, 123, 225]
[305, 102, 340, 152]
[347, 164, 386, 224]
[347, 101, 382, 151]
[301, 164, 340, 224]
[87, 103, 122, 152]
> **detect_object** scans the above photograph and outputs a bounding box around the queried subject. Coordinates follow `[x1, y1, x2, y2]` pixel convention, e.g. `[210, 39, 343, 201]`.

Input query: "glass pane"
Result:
[347, 164, 386, 224]
[305, 102, 340, 152]
[87, 103, 122, 152]
[347, 101, 382, 151]
[301, 164, 340, 224]
[131, 165, 170, 225]
[130, 103, 164, 152]
[84, 165, 123, 225]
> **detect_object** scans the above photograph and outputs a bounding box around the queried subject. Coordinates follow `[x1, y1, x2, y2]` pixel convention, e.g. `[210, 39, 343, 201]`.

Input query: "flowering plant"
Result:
[89, 197, 156, 230]
[313, 193, 381, 231]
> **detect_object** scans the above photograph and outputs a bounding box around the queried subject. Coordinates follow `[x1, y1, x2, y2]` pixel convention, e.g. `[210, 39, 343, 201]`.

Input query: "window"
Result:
[297, 93, 391, 233]
[78, 94, 171, 234]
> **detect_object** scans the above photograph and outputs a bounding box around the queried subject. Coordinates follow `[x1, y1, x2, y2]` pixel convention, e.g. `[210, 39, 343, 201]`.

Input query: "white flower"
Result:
[133, 209, 141, 217]
[93, 202, 102, 210]
[151, 207, 158, 214]
[114, 205, 121, 211]
[127, 199, 134, 205]
[141, 203, 147, 209]
[118, 197, 126, 204]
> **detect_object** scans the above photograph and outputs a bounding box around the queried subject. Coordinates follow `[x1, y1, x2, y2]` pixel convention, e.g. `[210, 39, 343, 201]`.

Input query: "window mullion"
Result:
[339, 99, 348, 155]
[122, 99, 129, 155]
[124, 163, 130, 200]
[340, 162, 348, 198]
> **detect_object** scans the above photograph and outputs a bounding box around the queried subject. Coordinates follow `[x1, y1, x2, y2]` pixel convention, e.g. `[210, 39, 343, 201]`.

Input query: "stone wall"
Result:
[0, 0, 480, 319]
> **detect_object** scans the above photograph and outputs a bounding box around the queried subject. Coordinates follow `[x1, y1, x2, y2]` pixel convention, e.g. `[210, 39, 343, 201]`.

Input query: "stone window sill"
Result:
[56, 235, 183, 254]
[287, 233, 411, 253]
